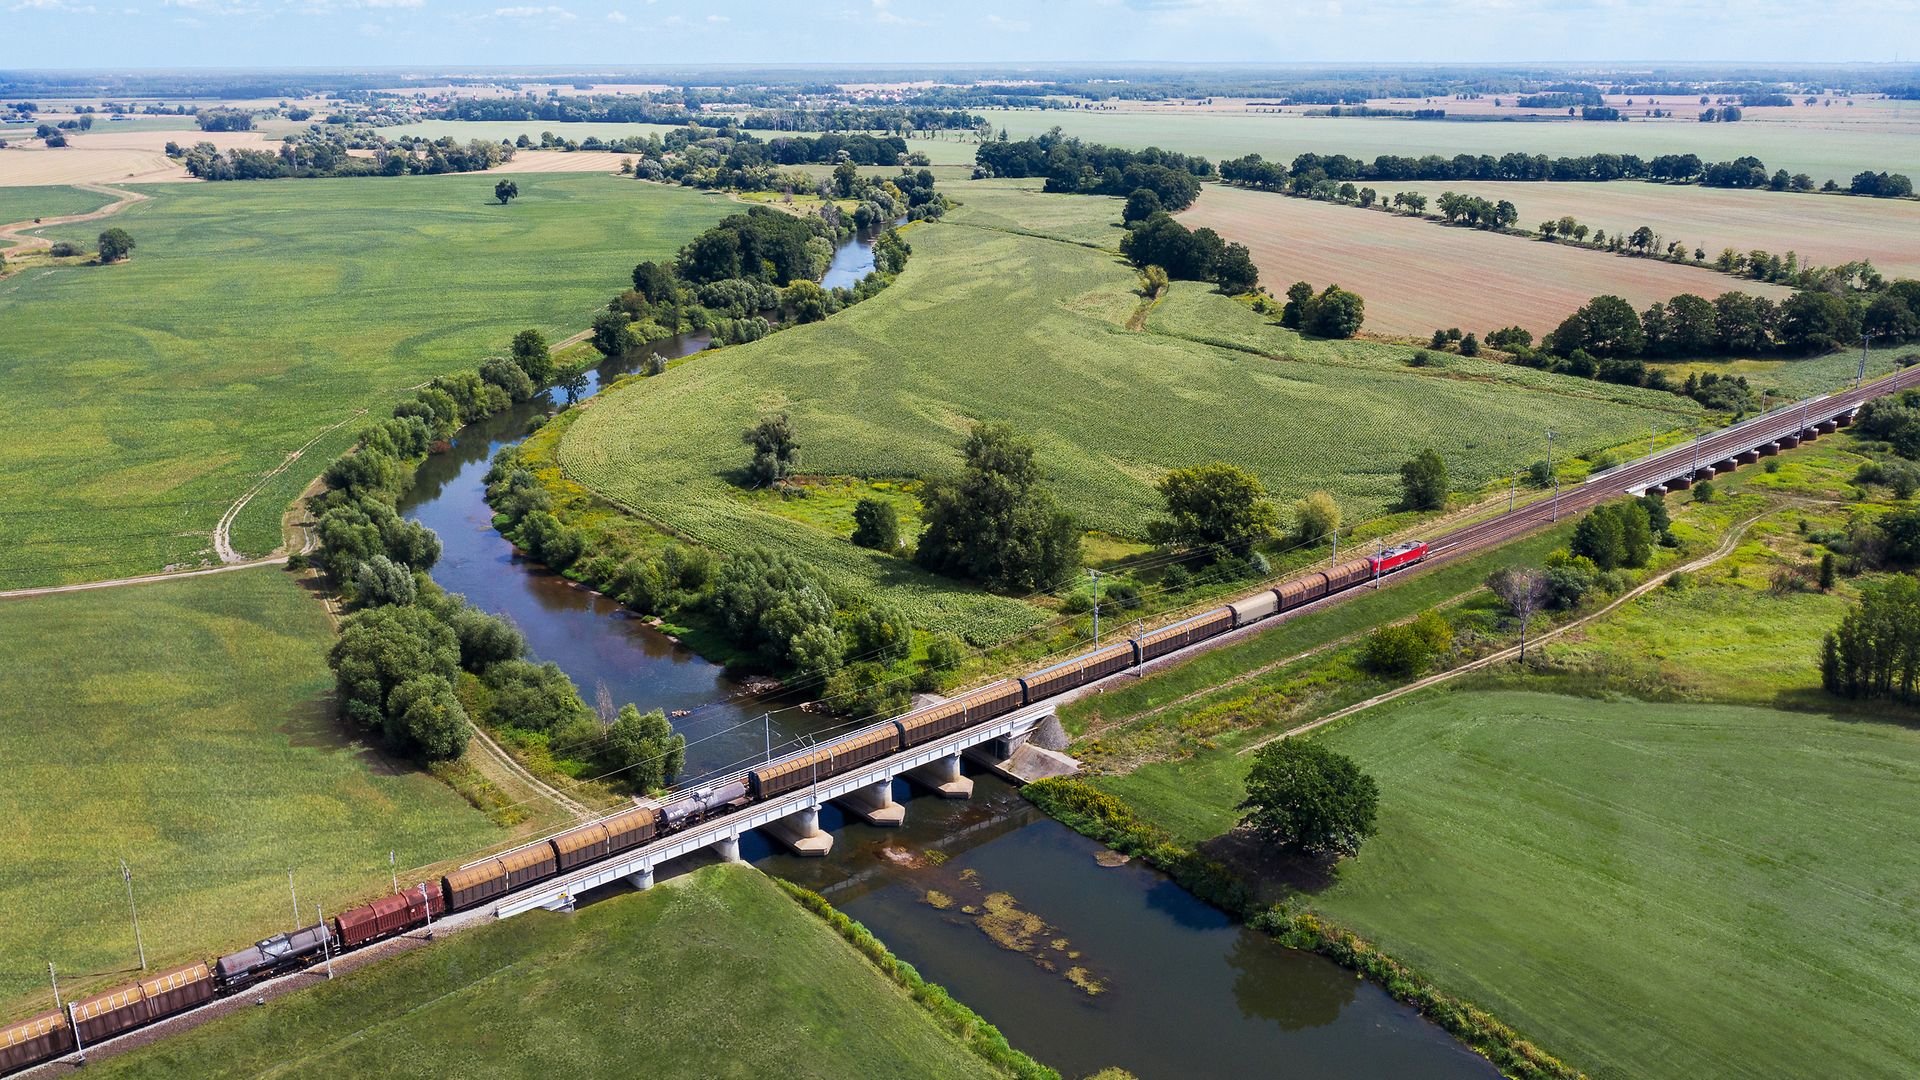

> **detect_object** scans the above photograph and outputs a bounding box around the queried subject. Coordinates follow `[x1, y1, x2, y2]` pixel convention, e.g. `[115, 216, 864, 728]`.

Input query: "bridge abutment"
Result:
[627, 865, 654, 891]
[714, 832, 742, 863]
[763, 804, 834, 857]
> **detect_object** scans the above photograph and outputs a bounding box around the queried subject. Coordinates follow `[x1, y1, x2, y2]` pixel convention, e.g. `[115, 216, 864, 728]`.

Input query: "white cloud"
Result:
[705, 11, 726, 19]
[358, 0, 422, 8]
[492, 2, 572, 15]
[604, 7, 623, 18]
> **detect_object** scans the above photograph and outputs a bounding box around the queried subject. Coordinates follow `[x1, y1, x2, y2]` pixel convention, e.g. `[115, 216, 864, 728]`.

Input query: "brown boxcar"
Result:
[68, 982, 147, 1046]
[552, 822, 611, 872]
[1276, 571, 1330, 611]
[68, 963, 212, 1046]
[443, 859, 511, 911]
[1019, 641, 1137, 702]
[1, 1010, 74, 1074]
[900, 680, 1025, 747]
[499, 843, 558, 890]
[750, 724, 902, 799]
[1135, 608, 1233, 663]
[1325, 557, 1375, 593]
[334, 884, 446, 950]
[601, 805, 658, 854]
[141, 963, 214, 1020]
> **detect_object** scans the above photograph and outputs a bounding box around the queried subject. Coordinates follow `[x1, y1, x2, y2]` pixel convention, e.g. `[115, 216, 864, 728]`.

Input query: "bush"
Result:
[850, 497, 901, 551]
[1362, 622, 1437, 675]
[1399, 449, 1449, 510]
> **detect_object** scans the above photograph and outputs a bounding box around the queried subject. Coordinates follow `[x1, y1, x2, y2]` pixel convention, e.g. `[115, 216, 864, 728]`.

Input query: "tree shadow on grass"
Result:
[1199, 828, 1342, 906]
[277, 689, 412, 778]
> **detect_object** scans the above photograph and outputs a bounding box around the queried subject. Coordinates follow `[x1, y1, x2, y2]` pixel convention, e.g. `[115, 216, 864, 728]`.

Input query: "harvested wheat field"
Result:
[1389, 180, 1920, 279]
[0, 129, 270, 186]
[487, 149, 631, 174]
[1180, 183, 1790, 338]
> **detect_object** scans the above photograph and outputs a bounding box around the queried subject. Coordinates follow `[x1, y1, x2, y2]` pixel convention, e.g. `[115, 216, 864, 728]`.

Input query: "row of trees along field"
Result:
[308, 330, 685, 789]
[1525, 280, 1920, 402]
[1221, 150, 1915, 197]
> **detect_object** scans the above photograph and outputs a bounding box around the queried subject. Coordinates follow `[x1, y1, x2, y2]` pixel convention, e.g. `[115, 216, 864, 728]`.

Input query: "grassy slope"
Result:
[1081, 434, 1920, 1078]
[0, 184, 113, 230]
[0, 174, 732, 588]
[1307, 691, 1920, 1080]
[556, 181, 1686, 641]
[984, 108, 1920, 186]
[95, 865, 1002, 1080]
[0, 569, 500, 1008]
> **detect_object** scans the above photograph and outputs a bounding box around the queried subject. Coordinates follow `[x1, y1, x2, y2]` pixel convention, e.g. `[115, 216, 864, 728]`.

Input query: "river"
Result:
[398, 227, 1498, 1080]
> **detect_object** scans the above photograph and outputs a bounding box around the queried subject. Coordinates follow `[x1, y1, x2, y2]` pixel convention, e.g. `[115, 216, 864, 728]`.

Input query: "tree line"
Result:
[973, 131, 1213, 210]
[1220, 149, 1915, 198]
[309, 332, 685, 788]
[172, 134, 512, 180]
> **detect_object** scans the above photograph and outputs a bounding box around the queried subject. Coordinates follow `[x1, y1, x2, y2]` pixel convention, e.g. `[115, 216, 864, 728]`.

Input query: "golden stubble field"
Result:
[1180, 183, 1791, 337]
[0, 128, 270, 186]
[1388, 180, 1920, 279]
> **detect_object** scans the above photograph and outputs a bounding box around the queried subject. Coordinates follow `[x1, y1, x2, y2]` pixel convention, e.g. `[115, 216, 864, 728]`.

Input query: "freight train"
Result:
[0, 541, 1425, 1076]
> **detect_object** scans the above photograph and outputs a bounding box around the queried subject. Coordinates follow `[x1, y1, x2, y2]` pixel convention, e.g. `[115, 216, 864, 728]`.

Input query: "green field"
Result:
[0, 569, 502, 1009]
[984, 108, 1920, 186]
[556, 180, 1692, 640]
[0, 184, 113, 233]
[95, 864, 1005, 1080]
[0, 173, 732, 588]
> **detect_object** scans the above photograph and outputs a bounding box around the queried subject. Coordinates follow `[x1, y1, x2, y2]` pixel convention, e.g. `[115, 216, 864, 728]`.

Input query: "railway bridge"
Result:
[493, 700, 1063, 918]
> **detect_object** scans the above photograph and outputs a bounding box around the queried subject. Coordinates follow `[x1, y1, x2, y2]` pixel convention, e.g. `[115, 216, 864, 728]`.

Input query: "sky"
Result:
[5, 0, 1920, 70]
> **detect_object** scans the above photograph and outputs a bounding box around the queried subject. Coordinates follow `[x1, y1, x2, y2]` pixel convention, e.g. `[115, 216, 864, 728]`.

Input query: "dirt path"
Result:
[0, 182, 147, 252]
[1234, 511, 1766, 757]
[467, 722, 594, 820]
[0, 557, 289, 602]
[214, 409, 367, 563]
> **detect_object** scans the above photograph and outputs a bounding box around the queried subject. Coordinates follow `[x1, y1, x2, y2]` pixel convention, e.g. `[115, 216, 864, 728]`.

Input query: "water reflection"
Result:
[759, 776, 1497, 1080]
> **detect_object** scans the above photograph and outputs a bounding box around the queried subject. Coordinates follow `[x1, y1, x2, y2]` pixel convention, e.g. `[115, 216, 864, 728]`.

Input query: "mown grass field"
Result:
[0, 173, 733, 588]
[984, 108, 1920, 185]
[1179, 184, 1791, 336]
[1079, 432, 1920, 1079]
[95, 864, 1004, 1080]
[0, 568, 502, 1012]
[1390, 179, 1920, 279]
[556, 181, 1690, 642]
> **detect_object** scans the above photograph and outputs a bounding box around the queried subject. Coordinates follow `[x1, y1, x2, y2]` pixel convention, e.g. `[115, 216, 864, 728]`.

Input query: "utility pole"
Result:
[1860, 331, 1872, 388]
[288, 868, 301, 927]
[1545, 430, 1559, 521]
[317, 904, 333, 979]
[121, 859, 146, 971]
[418, 883, 434, 940]
[390, 851, 398, 896]
[1088, 569, 1101, 644]
[763, 713, 771, 765]
[1509, 471, 1517, 513]
[48, 963, 61, 1013]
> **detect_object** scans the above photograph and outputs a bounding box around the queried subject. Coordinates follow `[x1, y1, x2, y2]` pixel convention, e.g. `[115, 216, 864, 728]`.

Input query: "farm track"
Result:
[213, 409, 368, 564]
[0, 183, 146, 252]
[1235, 510, 1767, 757]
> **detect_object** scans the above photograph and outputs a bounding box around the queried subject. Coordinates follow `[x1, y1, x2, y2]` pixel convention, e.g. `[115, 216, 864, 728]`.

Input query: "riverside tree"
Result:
[917, 421, 1080, 592]
[328, 604, 469, 760]
[509, 328, 554, 385]
[1239, 740, 1380, 858]
[606, 704, 686, 792]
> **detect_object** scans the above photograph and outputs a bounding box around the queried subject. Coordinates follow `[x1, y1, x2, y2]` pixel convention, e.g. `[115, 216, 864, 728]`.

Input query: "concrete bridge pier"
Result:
[1757, 442, 1779, 457]
[908, 753, 973, 799]
[1736, 450, 1760, 465]
[714, 832, 742, 863]
[1775, 434, 1798, 449]
[627, 865, 654, 891]
[764, 804, 834, 856]
[836, 779, 905, 826]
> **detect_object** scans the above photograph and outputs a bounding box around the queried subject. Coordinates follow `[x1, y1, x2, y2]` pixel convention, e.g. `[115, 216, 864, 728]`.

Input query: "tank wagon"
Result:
[0, 540, 1433, 1076]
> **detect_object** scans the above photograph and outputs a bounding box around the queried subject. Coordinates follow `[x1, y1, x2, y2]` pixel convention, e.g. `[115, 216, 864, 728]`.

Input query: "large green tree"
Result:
[1399, 449, 1449, 511]
[1148, 461, 1279, 558]
[328, 605, 462, 753]
[96, 227, 135, 263]
[510, 328, 554, 385]
[741, 413, 799, 487]
[916, 422, 1081, 592]
[605, 703, 686, 792]
[1239, 739, 1380, 858]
